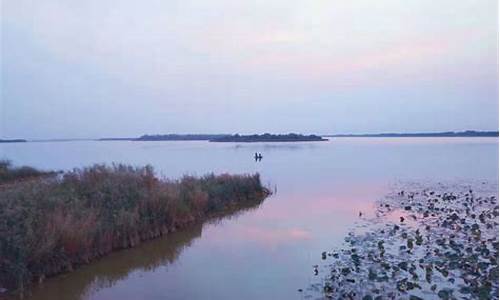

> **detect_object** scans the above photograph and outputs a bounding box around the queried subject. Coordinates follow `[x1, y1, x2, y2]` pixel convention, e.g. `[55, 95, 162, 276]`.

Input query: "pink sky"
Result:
[2, 0, 498, 138]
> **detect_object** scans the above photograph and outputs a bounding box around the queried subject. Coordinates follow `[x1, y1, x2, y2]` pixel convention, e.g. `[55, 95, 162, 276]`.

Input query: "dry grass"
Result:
[0, 160, 55, 185]
[0, 163, 269, 293]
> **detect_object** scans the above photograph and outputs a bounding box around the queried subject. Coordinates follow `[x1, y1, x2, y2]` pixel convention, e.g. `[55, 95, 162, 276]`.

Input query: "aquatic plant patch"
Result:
[307, 182, 498, 300]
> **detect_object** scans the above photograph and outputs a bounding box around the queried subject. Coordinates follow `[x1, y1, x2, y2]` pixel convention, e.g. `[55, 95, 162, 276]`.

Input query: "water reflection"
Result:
[0, 138, 497, 300]
[234, 142, 321, 151]
[22, 198, 266, 300]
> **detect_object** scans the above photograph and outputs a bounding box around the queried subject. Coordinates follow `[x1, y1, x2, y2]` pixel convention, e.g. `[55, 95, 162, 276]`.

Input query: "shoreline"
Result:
[1, 136, 497, 144]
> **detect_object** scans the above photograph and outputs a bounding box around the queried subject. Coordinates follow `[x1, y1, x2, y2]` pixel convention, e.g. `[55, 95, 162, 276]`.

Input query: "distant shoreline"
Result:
[209, 134, 327, 143]
[100, 133, 329, 142]
[325, 130, 498, 138]
[0, 139, 27, 143]
[2, 130, 497, 143]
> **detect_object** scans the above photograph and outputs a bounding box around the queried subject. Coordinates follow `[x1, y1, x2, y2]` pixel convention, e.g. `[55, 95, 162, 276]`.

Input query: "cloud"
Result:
[1, 0, 498, 138]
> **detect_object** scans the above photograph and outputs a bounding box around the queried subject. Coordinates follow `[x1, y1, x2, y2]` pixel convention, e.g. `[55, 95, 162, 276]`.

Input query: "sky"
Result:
[1, 0, 498, 139]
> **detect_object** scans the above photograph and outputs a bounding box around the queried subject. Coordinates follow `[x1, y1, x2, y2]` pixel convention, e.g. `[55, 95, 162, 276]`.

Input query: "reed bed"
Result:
[0, 163, 269, 294]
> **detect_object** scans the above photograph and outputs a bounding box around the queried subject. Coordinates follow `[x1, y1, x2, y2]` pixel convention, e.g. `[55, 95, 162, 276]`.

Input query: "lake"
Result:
[0, 137, 498, 300]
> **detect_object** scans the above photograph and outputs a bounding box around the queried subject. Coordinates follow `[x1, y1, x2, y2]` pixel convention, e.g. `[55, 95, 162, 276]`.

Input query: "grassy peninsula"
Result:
[0, 161, 269, 295]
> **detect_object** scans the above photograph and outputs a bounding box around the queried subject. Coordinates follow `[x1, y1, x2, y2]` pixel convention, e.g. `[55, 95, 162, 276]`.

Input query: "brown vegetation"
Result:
[0, 163, 269, 294]
[0, 160, 55, 185]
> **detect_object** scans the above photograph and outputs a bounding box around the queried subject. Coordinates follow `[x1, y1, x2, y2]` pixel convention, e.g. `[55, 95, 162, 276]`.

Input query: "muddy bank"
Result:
[0, 163, 270, 297]
[307, 181, 498, 300]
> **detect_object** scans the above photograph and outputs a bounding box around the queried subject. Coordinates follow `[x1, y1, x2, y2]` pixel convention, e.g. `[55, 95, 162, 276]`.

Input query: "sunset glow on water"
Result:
[1, 137, 497, 299]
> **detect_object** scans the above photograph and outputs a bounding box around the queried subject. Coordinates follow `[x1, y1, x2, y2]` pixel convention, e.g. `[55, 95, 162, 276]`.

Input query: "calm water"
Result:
[1, 138, 498, 300]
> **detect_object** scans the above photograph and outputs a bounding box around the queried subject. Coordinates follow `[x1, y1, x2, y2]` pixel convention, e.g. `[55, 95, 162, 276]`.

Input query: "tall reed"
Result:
[0, 163, 269, 294]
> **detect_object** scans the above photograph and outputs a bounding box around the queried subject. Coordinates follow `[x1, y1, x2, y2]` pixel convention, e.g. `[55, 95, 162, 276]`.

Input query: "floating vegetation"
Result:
[308, 182, 498, 300]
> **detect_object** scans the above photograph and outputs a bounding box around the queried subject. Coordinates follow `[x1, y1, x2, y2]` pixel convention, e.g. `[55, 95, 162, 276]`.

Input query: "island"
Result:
[325, 130, 499, 137]
[209, 133, 328, 142]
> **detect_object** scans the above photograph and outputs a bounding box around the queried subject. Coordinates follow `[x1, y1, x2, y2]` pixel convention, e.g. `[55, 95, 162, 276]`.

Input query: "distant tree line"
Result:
[98, 130, 498, 142]
[326, 131, 499, 138]
[210, 133, 327, 142]
[0, 139, 26, 143]
[135, 134, 230, 141]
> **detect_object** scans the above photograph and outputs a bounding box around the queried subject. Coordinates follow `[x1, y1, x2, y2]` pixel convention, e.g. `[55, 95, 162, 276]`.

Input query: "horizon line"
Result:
[1, 129, 499, 142]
